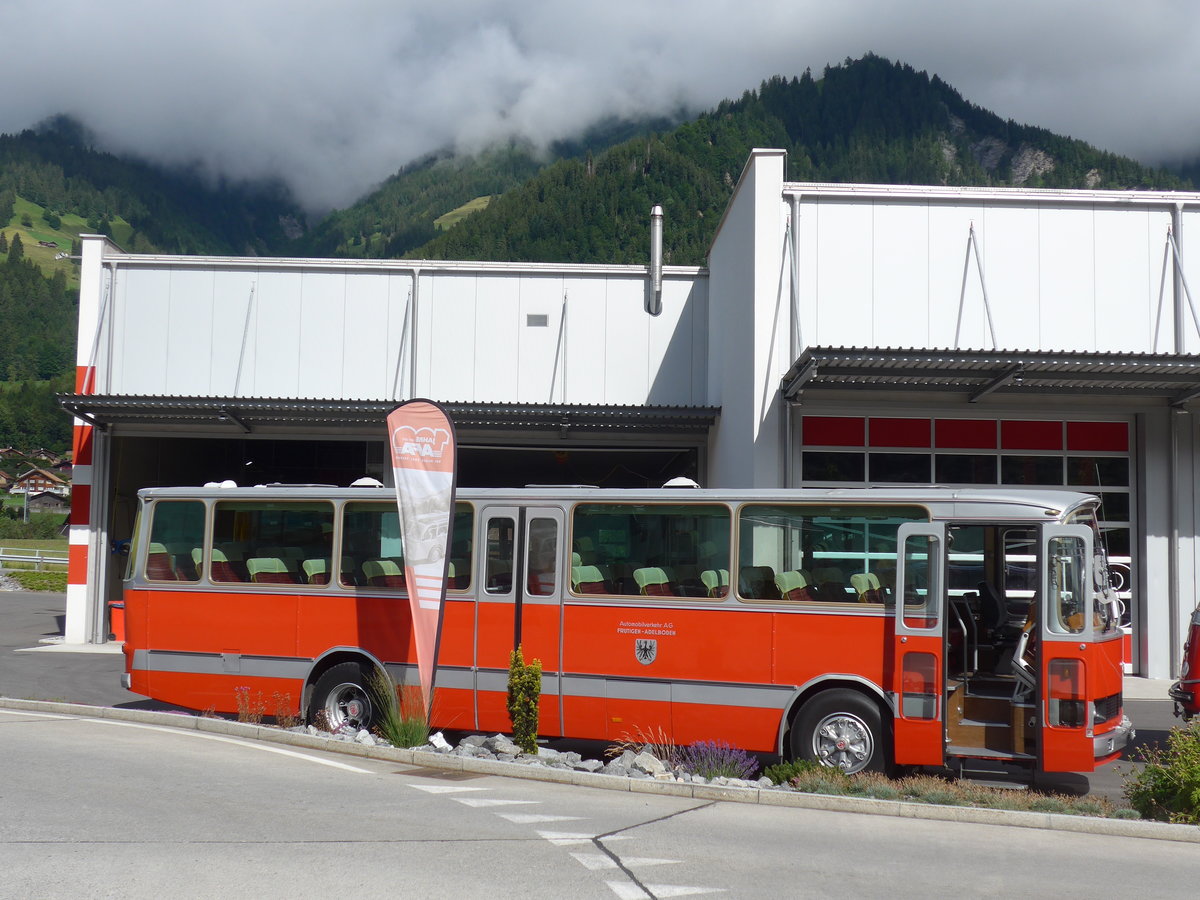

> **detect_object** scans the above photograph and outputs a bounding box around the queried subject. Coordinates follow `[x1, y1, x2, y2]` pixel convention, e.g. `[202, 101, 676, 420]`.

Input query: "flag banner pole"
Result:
[386, 399, 457, 716]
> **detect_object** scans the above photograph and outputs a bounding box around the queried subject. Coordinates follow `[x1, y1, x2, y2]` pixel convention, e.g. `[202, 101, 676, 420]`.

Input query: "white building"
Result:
[63, 150, 1200, 680]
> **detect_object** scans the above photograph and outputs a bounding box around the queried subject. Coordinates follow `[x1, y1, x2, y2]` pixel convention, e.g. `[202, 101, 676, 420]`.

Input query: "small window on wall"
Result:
[1001, 456, 1063, 485]
[146, 500, 205, 582]
[869, 453, 930, 483]
[935, 454, 997, 485]
[802, 451, 865, 483]
[1066, 456, 1129, 487]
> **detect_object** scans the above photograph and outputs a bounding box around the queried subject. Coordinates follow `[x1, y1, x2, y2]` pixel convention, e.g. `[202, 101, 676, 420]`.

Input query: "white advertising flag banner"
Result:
[386, 399, 456, 714]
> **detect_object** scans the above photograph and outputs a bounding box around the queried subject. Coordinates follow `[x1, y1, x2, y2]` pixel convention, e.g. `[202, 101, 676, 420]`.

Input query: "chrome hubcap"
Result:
[812, 712, 873, 774]
[324, 682, 372, 731]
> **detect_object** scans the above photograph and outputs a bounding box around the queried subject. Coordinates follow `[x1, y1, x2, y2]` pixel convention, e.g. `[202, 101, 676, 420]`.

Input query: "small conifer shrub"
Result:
[507, 645, 542, 754]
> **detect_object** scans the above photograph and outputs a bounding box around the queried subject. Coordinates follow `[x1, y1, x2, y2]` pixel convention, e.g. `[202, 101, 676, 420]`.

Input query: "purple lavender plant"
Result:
[678, 740, 760, 780]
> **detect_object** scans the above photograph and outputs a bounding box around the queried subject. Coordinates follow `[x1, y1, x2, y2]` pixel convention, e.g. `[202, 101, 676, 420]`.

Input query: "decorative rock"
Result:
[462, 734, 488, 748]
[355, 729, 374, 745]
[575, 759, 603, 773]
[631, 751, 666, 775]
[601, 762, 628, 777]
[429, 731, 452, 752]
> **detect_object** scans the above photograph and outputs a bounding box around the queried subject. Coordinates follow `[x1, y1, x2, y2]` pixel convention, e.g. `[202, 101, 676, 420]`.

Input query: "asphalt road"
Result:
[0, 589, 1179, 806]
[4, 707, 1200, 900]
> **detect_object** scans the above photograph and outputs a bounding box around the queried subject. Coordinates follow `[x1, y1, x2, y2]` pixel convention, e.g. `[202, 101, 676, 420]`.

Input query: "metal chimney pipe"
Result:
[647, 205, 663, 316]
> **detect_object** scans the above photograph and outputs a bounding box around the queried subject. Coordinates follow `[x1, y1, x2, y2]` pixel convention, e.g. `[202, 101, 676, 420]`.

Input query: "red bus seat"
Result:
[775, 570, 815, 602]
[247, 557, 294, 584]
[145, 543, 177, 581]
[302, 558, 330, 585]
[700, 568, 729, 598]
[363, 559, 406, 589]
[571, 565, 607, 594]
[634, 567, 674, 597]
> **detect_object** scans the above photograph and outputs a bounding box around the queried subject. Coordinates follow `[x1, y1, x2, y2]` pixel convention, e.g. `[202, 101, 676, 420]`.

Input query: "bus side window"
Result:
[146, 500, 205, 583]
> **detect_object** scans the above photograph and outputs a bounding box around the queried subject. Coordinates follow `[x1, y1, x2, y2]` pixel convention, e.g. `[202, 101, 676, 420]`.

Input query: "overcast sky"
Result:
[2, 1, 1198, 211]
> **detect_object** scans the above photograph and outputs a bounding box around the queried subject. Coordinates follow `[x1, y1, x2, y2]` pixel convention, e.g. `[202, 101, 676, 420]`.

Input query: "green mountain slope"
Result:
[0, 117, 305, 258]
[409, 55, 1189, 265]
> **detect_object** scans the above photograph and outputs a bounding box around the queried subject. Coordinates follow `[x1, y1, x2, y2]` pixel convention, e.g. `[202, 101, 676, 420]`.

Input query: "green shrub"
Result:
[369, 667, 429, 748]
[507, 645, 542, 754]
[764, 759, 820, 785]
[1124, 720, 1200, 823]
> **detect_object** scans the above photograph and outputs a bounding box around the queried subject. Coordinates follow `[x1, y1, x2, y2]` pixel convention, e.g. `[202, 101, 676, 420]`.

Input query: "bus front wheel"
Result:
[309, 662, 375, 732]
[792, 690, 888, 775]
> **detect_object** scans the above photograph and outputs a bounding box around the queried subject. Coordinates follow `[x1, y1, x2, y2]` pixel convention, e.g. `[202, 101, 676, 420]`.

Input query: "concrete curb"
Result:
[3, 696, 1197, 844]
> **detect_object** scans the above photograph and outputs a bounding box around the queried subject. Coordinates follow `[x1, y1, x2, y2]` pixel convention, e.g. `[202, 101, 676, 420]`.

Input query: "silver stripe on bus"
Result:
[132, 651, 800, 711]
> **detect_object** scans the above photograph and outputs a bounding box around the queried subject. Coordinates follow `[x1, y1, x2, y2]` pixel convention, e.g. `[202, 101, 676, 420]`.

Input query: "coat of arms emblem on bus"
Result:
[635, 639, 657, 665]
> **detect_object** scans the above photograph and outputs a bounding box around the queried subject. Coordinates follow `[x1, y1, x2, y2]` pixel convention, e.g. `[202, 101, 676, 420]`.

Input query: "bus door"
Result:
[519, 507, 564, 735]
[1038, 524, 1095, 772]
[474, 505, 564, 734]
[891, 522, 947, 766]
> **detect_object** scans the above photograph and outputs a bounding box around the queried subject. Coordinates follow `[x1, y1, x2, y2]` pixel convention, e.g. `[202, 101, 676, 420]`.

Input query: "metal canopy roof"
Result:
[57, 395, 720, 435]
[780, 347, 1200, 407]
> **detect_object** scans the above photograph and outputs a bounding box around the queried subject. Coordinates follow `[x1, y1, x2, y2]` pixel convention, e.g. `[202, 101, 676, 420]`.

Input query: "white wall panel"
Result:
[162, 269, 215, 394]
[471, 276, 520, 401]
[251, 271, 302, 396]
[560, 277, 608, 404]
[926, 204, 986, 348]
[1095, 208, 1158, 352]
[604, 276, 650, 402]
[813, 202, 872, 345]
[647, 277, 694, 404]
[975, 206, 1039, 350]
[210, 270, 259, 396]
[112, 268, 171, 394]
[342, 271, 401, 401]
[871, 202, 929, 347]
[297, 272, 348, 398]
[425, 275, 477, 401]
[1038, 207, 1096, 351]
[516, 276, 565, 403]
[1180, 209, 1200, 354]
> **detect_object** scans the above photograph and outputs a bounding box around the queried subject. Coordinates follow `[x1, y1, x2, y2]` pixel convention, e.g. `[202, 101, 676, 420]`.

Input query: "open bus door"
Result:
[1038, 523, 1096, 772]
[891, 522, 946, 767]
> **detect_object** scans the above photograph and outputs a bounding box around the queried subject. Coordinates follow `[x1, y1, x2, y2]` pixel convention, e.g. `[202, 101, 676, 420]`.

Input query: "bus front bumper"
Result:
[1169, 679, 1198, 719]
[1095, 715, 1135, 759]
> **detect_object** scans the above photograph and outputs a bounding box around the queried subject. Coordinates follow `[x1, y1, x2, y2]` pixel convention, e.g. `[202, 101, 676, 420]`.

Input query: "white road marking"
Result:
[406, 784, 488, 794]
[0, 709, 371, 774]
[571, 852, 618, 870]
[454, 797, 539, 807]
[607, 885, 724, 899]
[497, 813, 583, 824]
[537, 831, 631, 846]
[642, 886, 724, 897]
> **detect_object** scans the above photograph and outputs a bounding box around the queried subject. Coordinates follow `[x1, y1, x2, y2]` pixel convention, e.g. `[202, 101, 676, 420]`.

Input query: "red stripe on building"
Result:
[68, 543, 90, 584]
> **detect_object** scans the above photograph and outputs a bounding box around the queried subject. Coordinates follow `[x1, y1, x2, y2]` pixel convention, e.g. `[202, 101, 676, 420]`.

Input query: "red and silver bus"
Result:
[1170, 609, 1200, 720]
[120, 482, 1132, 775]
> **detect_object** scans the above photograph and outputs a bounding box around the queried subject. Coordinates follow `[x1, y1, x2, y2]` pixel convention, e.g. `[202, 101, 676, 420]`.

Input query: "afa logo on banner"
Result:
[391, 425, 451, 463]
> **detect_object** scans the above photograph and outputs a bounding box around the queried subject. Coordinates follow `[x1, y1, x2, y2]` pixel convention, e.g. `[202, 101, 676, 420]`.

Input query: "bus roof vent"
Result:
[203, 479, 238, 489]
[350, 476, 385, 488]
[662, 477, 700, 488]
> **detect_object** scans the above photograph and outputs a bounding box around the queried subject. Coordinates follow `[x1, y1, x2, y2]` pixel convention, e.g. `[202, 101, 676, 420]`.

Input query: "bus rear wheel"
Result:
[792, 690, 888, 775]
[309, 662, 375, 732]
